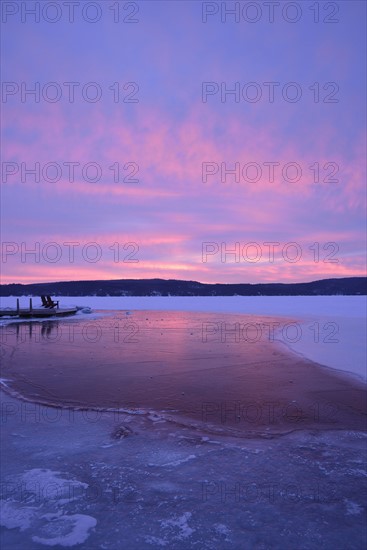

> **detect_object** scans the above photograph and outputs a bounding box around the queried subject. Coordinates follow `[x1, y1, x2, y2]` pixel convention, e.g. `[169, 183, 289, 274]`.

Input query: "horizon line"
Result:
[1, 275, 366, 287]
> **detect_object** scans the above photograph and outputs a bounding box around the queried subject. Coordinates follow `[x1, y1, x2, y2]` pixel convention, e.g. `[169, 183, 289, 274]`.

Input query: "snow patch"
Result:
[160, 512, 195, 540]
[214, 523, 231, 536]
[32, 513, 97, 547]
[0, 501, 35, 531]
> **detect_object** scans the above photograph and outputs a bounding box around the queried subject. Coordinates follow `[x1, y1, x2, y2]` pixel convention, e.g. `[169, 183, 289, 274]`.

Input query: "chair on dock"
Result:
[41, 296, 59, 308]
[46, 296, 59, 308]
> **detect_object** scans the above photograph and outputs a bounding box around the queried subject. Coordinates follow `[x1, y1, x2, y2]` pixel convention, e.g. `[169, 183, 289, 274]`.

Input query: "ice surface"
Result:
[1, 391, 366, 548]
[1, 296, 366, 548]
[1, 295, 365, 380]
[2, 294, 364, 317]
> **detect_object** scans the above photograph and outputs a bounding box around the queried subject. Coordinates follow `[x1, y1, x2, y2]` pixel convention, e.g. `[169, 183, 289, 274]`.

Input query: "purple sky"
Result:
[1, 0, 366, 284]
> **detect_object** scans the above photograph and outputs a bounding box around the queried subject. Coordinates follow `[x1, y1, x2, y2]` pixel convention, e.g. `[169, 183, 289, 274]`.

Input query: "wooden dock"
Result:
[0, 298, 78, 319]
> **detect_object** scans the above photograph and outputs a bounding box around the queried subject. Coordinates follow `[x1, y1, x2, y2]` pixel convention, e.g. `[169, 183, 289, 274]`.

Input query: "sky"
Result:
[1, 0, 366, 284]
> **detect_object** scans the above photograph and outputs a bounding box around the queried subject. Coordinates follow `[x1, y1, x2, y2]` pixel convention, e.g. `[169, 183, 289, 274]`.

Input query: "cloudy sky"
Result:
[1, 0, 366, 284]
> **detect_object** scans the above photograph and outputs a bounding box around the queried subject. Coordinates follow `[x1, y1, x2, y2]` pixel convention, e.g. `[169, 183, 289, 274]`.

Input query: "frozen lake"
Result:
[0, 296, 366, 548]
[1, 392, 366, 549]
[1, 295, 366, 380]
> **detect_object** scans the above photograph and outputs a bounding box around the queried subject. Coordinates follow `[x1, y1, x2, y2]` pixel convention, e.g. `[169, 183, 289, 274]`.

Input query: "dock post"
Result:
[30, 298, 33, 313]
[16, 298, 20, 313]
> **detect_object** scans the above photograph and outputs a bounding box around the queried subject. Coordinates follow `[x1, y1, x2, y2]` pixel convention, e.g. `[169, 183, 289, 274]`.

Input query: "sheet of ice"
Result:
[275, 315, 367, 382]
[1, 296, 365, 548]
[1, 391, 366, 549]
[1, 295, 365, 381]
[2, 295, 365, 317]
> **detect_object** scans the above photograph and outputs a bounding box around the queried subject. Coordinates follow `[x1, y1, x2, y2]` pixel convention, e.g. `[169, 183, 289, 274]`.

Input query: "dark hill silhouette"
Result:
[0, 277, 366, 296]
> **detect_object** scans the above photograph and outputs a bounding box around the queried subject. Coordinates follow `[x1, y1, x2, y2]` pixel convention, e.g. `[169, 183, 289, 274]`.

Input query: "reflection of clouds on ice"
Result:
[0, 469, 96, 547]
[0, 310, 105, 328]
[2, 295, 365, 379]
